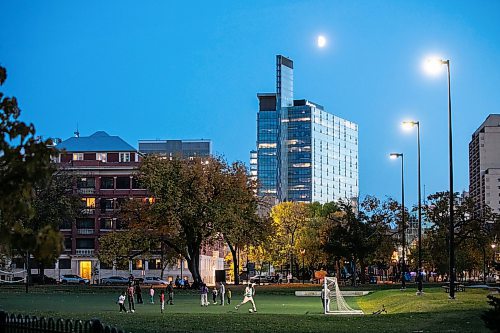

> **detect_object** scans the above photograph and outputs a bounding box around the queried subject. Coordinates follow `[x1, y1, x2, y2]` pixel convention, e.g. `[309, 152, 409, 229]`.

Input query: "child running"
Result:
[117, 291, 127, 313]
[235, 282, 257, 312]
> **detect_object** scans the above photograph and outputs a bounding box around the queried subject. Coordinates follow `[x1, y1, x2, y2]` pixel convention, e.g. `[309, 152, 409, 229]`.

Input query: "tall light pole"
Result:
[402, 120, 423, 294]
[390, 152, 406, 289]
[424, 57, 455, 299]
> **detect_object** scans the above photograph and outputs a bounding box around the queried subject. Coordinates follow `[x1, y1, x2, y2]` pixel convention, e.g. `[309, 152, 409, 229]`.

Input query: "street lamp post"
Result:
[424, 57, 455, 299]
[390, 153, 406, 289]
[402, 120, 423, 294]
[300, 249, 306, 284]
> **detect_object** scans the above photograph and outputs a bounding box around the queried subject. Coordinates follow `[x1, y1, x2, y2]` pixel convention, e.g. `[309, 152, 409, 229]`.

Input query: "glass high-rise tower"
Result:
[256, 55, 359, 204]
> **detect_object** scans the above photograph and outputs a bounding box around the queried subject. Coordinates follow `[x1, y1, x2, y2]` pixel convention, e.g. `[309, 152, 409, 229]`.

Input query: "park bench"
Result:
[442, 284, 465, 293]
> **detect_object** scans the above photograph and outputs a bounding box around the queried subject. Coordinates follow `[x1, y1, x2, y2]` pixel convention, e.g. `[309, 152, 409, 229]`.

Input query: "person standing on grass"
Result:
[212, 286, 218, 304]
[149, 285, 155, 304]
[200, 283, 209, 306]
[234, 282, 257, 312]
[219, 282, 225, 306]
[135, 281, 143, 304]
[160, 290, 165, 314]
[167, 281, 174, 305]
[321, 284, 330, 312]
[117, 291, 127, 313]
[127, 283, 135, 313]
[226, 287, 232, 305]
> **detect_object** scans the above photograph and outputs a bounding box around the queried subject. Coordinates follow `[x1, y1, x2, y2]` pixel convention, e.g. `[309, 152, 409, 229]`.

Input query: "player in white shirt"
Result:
[235, 282, 257, 312]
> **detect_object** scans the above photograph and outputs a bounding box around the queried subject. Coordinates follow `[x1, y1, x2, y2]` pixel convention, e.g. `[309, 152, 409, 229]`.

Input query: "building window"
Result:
[119, 152, 130, 162]
[77, 177, 95, 189]
[96, 153, 107, 162]
[100, 177, 114, 189]
[73, 153, 83, 161]
[116, 177, 131, 189]
[64, 238, 72, 251]
[76, 238, 95, 249]
[59, 259, 71, 269]
[82, 198, 96, 208]
[100, 218, 114, 230]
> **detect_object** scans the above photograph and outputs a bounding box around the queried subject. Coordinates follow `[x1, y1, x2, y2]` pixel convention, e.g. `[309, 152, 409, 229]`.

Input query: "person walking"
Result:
[200, 283, 209, 306]
[219, 282, 226, 306]
[166, 281, 174, 305]
[159, 290, 165, 314]
[127, 283, 135, 313]
[117, 291, 127, 313]
[149, 285, 155, 304]
[234, 282, 257, 312]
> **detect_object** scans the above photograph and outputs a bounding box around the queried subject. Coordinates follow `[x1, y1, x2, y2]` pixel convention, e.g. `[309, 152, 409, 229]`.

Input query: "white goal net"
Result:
[0, 269, 27, 284]
[323, 277, 363, 315]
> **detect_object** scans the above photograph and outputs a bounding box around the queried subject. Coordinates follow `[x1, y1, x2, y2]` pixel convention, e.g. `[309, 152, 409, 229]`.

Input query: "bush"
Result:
[482, 294, 500, 332]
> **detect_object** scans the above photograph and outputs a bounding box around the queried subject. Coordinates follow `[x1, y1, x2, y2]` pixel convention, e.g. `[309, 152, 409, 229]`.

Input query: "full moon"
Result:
[317, 35, 326, 48]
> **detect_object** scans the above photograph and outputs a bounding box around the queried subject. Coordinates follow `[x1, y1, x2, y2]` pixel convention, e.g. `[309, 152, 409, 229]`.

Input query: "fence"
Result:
[0, 311, 126, 333]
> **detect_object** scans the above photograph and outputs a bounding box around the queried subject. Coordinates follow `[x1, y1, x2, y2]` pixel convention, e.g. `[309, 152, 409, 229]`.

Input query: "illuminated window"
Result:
[258, 143, 277, 149]
[73, 153, 83, 161]
[96, 153, 107, 162]
[82, 198, 95, 208]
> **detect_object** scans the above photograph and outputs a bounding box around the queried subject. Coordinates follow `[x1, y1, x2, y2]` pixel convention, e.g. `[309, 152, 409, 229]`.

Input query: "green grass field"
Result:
[0, 285, 493, 332]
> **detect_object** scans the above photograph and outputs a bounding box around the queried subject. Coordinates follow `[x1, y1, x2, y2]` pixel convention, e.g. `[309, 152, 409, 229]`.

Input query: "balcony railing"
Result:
[82, 208, 95, 215]
[75, 249, 95, 256]
[77, 188, 95, 194]
[77, 228, 94, 235]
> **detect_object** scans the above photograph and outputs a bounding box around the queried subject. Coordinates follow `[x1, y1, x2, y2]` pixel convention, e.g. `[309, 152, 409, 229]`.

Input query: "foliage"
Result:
[482, 294, 500, 333]
[0, 66, 54, 245]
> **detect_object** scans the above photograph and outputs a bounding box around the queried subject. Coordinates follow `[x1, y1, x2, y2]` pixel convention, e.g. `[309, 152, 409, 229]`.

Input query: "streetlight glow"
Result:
[423, 57, 445, 75]
[317, 35, 326, 48]
[402, 121, 418, 131]
[389, 153, 401, 159]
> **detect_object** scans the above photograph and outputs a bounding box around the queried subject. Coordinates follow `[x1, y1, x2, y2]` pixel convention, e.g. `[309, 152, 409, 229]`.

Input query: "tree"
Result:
[216, 162, 272, 284]
[139, 156, 240, 287]
[270, 202, 310, 278]
[0, 65, 54, 245]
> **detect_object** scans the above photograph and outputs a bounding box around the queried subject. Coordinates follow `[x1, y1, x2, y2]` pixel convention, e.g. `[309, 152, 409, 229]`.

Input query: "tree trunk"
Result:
[186, 246, 202, 289]
[228, 242, 240, 285]
[40, 264, 45, 284]
[359, 260, 366, 284]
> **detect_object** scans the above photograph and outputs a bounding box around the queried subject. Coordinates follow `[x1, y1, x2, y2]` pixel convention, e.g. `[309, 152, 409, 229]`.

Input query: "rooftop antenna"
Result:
[74, 123, 80, 138]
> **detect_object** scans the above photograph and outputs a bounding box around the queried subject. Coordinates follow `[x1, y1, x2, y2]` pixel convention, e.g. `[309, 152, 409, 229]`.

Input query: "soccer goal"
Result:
[323, 277, 363, 315]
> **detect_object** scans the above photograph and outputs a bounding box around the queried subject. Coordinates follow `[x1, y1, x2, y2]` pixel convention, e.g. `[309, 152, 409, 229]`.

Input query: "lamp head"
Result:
[492, 243, 497, 249]
[402, 121, 418, 131]
[423, 57, 446, 75]
[389, 153, 402, 160]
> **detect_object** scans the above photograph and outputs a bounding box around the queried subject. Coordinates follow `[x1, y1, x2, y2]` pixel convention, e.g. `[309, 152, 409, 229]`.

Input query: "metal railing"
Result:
[75, 249, 95, 256]
[77, 188, 95, 194]
[0, 311, 126, 333]
[77, 229, 94, 235]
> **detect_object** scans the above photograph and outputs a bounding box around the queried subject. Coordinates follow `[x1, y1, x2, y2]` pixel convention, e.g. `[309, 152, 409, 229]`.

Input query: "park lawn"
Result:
[0, 286, 492, 332]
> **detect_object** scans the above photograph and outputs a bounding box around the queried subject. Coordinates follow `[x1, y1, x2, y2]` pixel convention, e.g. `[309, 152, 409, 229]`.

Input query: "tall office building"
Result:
[138, 139, 211, 158]
[469, 114, 500, 215]
[255, 55, 359, 204]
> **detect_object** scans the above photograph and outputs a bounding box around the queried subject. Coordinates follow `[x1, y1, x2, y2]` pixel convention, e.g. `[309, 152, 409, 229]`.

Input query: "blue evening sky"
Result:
[1, 0, 499, 206]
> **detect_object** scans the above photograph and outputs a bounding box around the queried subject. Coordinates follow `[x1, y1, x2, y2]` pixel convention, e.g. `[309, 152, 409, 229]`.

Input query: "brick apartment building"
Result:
[30, 131, 224, 284]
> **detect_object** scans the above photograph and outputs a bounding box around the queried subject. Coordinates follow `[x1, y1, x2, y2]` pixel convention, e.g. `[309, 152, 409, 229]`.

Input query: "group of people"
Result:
[118, 280, 258, 314]
[199, 282, 232, 306]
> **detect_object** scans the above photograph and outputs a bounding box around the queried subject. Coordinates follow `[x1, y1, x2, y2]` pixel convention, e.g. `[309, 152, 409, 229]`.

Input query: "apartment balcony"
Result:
[78, 188, 95, 195]
[75, 249, 95, 256]
[82, 208, 95, 215]
[77, 228, 95, 235]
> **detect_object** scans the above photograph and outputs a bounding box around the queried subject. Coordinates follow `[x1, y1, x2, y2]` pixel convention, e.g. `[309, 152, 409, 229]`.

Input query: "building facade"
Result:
[469, 114, 500, 215]
[28, 131, 223, 284]
[138, 139, 211, 158]
[256, 55, 359, 204]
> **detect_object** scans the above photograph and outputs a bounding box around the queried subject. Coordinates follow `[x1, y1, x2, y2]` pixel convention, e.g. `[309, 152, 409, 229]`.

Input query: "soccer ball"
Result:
[248, 309, 253, 313]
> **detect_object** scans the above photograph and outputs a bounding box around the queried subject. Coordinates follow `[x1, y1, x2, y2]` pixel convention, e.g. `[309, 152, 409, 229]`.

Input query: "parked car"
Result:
[249, 274, 274, 284]
[143, 276, 169, 285]
[101, 276, 129, 285]
[31, 274, 57, 285]
[60, 274, 90, 285]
